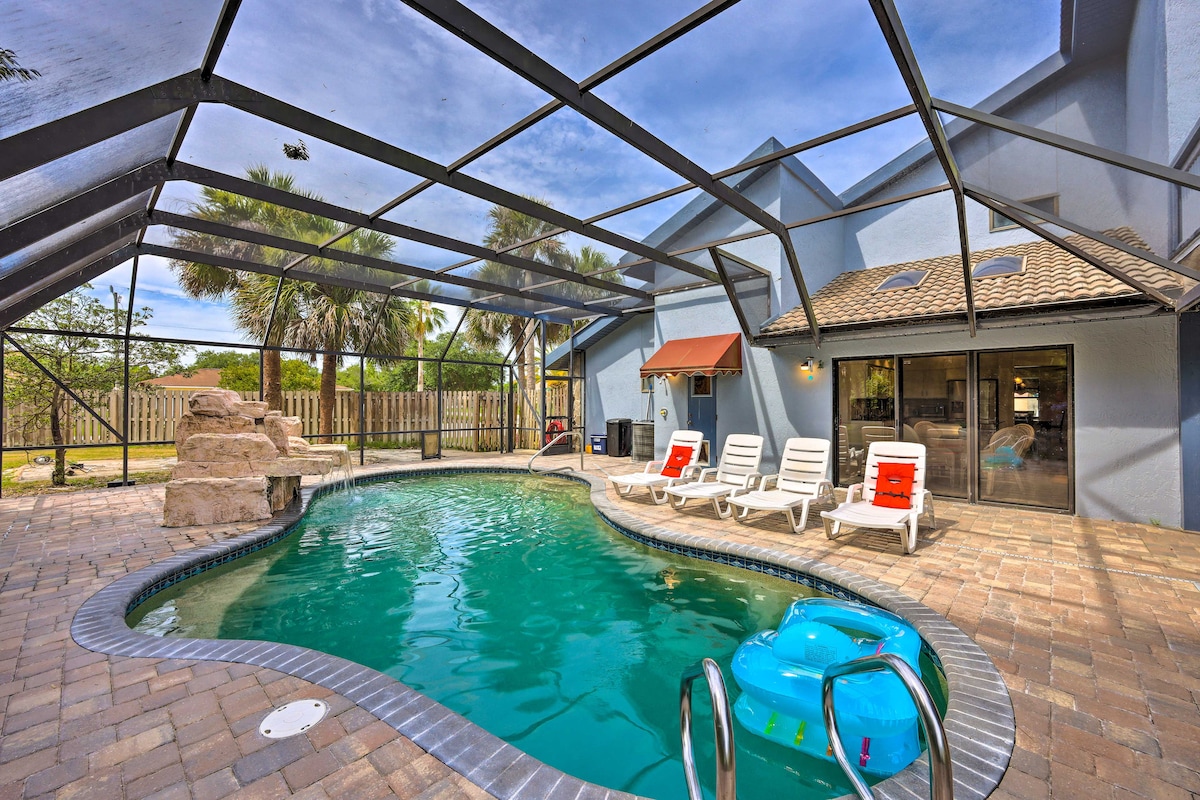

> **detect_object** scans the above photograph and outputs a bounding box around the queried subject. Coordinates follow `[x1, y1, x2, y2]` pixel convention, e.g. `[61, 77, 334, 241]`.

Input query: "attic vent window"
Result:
[875, 269, 928, 292]
[972, 255, 1025, 279]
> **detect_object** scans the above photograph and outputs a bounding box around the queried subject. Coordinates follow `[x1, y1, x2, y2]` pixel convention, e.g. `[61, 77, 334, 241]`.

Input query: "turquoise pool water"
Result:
[128, 473, 941, 799]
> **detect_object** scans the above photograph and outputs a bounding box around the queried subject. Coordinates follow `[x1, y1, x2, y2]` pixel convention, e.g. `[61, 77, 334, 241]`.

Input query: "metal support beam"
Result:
[168, 161, 650, 299]
[2, 160, 166, 260]
[144, 0, 246, 227]
[1, 237, 140, 331]
[271, 0, 741, 278]
[151, 210, 607, 312]
[539, 319, 547, 443]
[965, 184, 1200, 283]
[440, 311, 468, 364]
[708, 248, 754, 340]
[0, 72, 212, 183]
[137, 242, 573, 320]
[2, 334, 124, 441]
[619, 185, 945, 278]
[870, 0, 977, 336]
[118, 256, 140, 486]
[432, 104, 918, 284]
[262, 276, 286, 350]
[934, 98, 1200, 193]
[967, 190, 1176, 306]
[209, 76, 719, 284]
[401, 0, 819, 342]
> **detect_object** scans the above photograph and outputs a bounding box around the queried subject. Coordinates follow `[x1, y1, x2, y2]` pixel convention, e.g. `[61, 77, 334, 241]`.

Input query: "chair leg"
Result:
[670, 494, 688, 509]
[904, 516, 918, 554]
[786, 505, 805, 534]
[649, 485, 669, 505]
[823, 516, 841, 540]
[734, 504, 751, 523]
[616, 483, 633, 497]
[715, 497, 733, 519]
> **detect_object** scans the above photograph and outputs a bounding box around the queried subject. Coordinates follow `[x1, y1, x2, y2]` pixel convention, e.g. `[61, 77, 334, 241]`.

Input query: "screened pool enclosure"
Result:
[2, 0, 1198, 492]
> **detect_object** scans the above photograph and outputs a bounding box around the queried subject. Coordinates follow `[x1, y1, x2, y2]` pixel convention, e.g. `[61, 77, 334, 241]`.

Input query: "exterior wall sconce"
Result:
[800, 357, 823, 381]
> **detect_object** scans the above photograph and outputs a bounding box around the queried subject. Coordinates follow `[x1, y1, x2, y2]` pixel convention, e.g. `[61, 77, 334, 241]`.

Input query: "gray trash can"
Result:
[606, 418, 632, 457]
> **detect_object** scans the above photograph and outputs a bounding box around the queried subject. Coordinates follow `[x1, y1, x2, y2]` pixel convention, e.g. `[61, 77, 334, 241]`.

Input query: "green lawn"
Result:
[1, 444, 177, 496]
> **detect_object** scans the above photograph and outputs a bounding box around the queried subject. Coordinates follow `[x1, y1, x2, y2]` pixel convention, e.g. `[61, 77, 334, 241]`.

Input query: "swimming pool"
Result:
[126, 473, 946, 800]
[72, 466, 1013, 800]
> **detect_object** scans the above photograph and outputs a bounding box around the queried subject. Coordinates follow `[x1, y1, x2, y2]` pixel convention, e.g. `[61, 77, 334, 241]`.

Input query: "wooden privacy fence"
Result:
[2, 386, 570, 451]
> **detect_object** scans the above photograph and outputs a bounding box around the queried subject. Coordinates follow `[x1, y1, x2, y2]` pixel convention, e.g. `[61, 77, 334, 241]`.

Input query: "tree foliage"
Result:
[0, 48, 40, 82]
[5, 286, 186, 484]
[364, 332, 502, 392]
[169, 167, 411, 439]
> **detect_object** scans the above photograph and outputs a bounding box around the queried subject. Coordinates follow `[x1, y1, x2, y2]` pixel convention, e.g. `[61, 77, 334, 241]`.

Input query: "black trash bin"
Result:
[606, 418, 632, 457]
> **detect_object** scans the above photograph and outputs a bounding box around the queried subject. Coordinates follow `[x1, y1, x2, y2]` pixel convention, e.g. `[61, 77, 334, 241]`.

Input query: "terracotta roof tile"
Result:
[761, 229, 1194, 336]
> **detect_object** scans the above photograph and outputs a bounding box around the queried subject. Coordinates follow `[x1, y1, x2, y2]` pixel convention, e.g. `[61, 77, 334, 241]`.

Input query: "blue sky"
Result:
[4, 0, 1060, 353]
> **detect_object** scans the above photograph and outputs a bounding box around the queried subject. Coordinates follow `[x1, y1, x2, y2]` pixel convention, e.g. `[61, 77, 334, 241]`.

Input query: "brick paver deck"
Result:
[1, 451, 1197, 799]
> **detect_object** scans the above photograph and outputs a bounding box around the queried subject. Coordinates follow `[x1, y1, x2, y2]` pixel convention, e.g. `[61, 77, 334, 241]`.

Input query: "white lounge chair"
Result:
[609, 429, 705, 504]
[727, 437, 834, 533]
[820, 441, 935, 554]
[663, 434, 764, 519]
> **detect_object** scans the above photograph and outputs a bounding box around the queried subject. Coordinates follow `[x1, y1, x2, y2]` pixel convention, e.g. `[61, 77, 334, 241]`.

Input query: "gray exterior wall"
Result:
[595, 290, 1183, 525]
[578, 0, 1189, 525]
[772, 315, 1182, 527]
[581, 314, 655, 441]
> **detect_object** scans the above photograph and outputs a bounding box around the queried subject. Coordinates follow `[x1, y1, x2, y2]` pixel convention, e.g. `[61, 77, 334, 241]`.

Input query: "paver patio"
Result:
[1, 451, 1197, 799]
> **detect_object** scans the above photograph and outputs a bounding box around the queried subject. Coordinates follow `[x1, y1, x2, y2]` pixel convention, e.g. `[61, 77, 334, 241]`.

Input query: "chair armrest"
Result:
[697, 467, 717, 482]
[758, 473, 779, 491]
[737, 472, 762, 491]
[644, 460, 665, 474]
[846, 483, 864, 503]
[681, 463, 704, 480]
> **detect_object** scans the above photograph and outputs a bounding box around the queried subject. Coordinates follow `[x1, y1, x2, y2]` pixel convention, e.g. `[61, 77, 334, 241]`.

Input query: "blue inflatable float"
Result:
[731, 598, 923, 777]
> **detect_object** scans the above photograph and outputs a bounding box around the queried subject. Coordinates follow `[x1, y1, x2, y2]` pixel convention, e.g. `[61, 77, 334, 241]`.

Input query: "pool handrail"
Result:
[529, 429, 584, 474]
[821, 652, 954, 800]
[679, 658, 737, 800]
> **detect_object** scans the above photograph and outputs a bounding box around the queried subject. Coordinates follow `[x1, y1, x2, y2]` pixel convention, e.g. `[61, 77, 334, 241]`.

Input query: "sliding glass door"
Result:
[900, 354, 969, 498]
[834, 347, 1071, 510]
[977, 348, 1070, 508]
[835, 358, 895, 486]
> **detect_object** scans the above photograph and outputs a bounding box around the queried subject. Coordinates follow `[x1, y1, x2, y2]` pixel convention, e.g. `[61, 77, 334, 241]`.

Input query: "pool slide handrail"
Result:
[822, 652, 955, 800]
[528, 429, 584, 474]
[679, 658, 737, 800]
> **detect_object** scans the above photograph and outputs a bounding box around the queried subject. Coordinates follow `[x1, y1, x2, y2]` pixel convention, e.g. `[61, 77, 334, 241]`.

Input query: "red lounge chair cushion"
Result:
[660, 445, 695, 478]
[872, 462, 915, 509]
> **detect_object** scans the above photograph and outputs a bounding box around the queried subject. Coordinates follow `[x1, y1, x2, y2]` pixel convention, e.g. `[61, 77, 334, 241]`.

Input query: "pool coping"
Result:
[71, 465, 1015, 800]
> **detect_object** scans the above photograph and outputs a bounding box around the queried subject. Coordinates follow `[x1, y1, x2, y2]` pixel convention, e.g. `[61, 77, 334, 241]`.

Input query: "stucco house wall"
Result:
[572, 0, 1190, 526]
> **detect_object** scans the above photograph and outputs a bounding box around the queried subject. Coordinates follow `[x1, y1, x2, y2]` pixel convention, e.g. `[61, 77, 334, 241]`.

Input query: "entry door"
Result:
[688, 374, 716, 460]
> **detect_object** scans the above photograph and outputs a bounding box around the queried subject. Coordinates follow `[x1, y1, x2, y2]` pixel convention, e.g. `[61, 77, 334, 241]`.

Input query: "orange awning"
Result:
[640, 333, 742, 378]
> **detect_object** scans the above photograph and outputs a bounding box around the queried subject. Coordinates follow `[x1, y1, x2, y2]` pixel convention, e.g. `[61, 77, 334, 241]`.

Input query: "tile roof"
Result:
[760, 229, 1195, 337]
[142, 368, 223, 388]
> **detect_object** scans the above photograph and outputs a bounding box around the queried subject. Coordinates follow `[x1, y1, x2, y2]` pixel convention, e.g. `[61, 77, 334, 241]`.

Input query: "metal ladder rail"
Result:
[528, 429, 584, 474]
[822, 652, 954, 800]
[679, 658, 737, 800]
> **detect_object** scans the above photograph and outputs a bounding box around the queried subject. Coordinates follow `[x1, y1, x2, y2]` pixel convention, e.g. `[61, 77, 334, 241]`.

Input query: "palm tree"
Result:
[170, 167, 317, 410]
[170, 168, 411, 439]
[407, 284, 447, 391]
[466, 199, 572, 393]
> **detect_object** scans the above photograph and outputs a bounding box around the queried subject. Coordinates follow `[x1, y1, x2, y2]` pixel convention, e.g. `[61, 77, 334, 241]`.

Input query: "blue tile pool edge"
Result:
[71, 465, 1015, 800]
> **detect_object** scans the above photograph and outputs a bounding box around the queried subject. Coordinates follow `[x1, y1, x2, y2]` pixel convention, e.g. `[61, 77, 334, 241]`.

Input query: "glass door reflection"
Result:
[900, 354, 968, 497]
[835, 358, 895, 486]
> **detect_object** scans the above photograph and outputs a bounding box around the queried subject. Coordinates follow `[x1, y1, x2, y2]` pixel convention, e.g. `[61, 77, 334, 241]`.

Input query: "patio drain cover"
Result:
[259, 699, 328, 738]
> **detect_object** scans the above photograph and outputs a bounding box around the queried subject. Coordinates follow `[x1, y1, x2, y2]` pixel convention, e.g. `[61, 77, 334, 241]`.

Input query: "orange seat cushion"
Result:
[872, 462, 915, 509]
[660, 445, 694, 478]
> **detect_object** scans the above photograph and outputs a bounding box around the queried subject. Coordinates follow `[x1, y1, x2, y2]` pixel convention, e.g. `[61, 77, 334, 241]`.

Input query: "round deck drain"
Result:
[259, 699, 328, 738]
